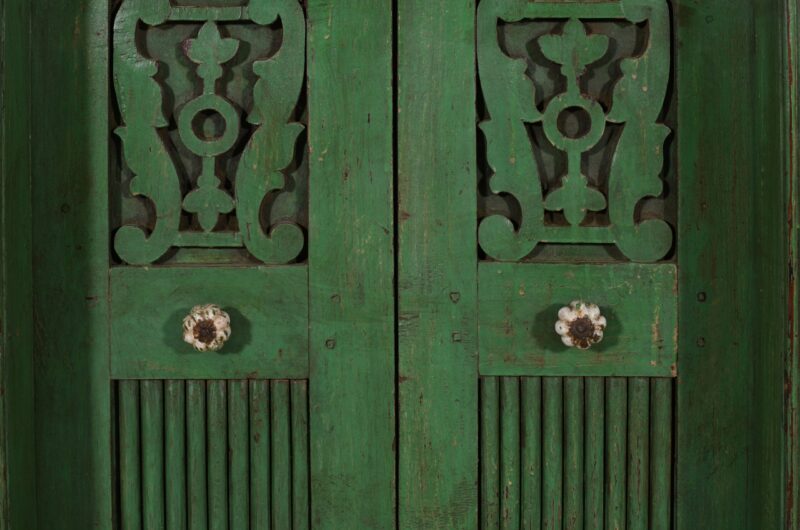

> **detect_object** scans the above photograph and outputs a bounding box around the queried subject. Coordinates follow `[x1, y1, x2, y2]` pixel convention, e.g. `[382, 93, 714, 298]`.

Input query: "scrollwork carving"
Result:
[477, 0, 673, 263]
[112, 0, 306, 265]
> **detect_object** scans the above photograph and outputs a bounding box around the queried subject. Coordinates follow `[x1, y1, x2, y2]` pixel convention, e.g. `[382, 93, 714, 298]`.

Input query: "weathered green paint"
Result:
[477, 0, 672, 263]
[397, 1, 478, 528]
[787, 1, 800, 526]
[110, 266, 308, 379]
[480, 263, 677, 377]
[0, 0, 35, 527]
[112, 0, 306, 265]
[31, 0, 113, 526]
[0, 1, 793, 529]
[307, 1, 396, 528]
[675, 1, 786, 528]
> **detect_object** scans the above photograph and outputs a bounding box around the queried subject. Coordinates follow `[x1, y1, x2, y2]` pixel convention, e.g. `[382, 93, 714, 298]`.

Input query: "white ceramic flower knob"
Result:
[554, 300, 606, 350]
[183, 304, 231, 352]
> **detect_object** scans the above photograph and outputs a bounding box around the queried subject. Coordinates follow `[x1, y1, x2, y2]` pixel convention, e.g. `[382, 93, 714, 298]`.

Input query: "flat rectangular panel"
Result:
[110, 266, 308, 379]
[479, 263, 677, 377]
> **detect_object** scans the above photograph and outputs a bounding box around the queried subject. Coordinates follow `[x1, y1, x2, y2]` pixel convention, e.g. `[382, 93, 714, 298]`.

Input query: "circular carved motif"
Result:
[178, 94, 240, 157]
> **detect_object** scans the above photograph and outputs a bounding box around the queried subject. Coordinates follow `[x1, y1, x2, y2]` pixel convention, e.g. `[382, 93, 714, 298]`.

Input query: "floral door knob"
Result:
[555, 301, 606, 349]
[183, 304, 231, 352]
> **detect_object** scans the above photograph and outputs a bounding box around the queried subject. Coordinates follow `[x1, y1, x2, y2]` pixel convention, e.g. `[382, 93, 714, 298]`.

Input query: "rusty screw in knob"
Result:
[554, 301, 606, 350]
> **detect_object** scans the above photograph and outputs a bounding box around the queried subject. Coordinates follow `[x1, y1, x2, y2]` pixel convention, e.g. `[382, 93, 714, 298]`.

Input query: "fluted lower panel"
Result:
[480, 377, 673, 530]
[115, 379, 309, 530]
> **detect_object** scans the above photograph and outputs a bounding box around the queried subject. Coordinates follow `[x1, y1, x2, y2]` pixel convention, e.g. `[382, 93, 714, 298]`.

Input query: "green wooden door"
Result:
[30, 1, 395, 529]
[396, 1, 786, 530]
[16, 0, 789, 528]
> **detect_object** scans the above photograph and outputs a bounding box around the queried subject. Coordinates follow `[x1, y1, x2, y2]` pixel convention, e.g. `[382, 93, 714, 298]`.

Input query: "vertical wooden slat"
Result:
[627, 378, 649, 529]
[119, 381, 142, 530]
[165, 381, 186, 530]
[584, 378, 604, 530]
[564, 378, 584, 530]
[480, 378, 500, 529]
[542, 377, 563, 530]
[228, 381, 248, 530]
[207, 381, 227, 530]
[521, 377, 542, 530]
[271, 380, 292, 529]
[500, 377, 520, 530]
[141, 380, 165, 530]
[650, 379, 672, 530]
[291, 380, 310, 530]
[249, 380, 270, 530]
[307, 1, 396, 527]
[396, 1, 478, 527]
[605, 378, 627, 530]
[187, 381, 208, 530]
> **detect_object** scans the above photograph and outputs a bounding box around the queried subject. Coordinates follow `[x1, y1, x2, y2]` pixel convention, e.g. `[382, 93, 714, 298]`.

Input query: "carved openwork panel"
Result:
[477, 0, 674, 263]
[111, 0, 306, 265]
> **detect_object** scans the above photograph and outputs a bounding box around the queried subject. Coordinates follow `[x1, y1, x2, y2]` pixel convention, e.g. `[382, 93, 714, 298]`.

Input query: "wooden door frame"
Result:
[0, 0, 797, 528]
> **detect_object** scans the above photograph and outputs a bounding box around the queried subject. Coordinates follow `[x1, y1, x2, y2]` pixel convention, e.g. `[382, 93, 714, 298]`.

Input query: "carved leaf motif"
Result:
[186, 21, 240, 81]
[538, 19, 609, 76]
[544, 174, 607, 226]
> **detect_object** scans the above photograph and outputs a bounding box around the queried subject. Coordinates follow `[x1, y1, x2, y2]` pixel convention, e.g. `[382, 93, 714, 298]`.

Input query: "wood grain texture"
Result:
[480, 376, 673, 529]
[479, 263, 677, 377]
[786, 1, 800, 527]
[116, 378, 309, 530]
[307, 1, 395, 528]
[675, 1, 786, 528]
[110, 266, 308, 379]
[0, 0, 35, 526]
[397, 1, 478, 527]
[31, 0, 112, 526]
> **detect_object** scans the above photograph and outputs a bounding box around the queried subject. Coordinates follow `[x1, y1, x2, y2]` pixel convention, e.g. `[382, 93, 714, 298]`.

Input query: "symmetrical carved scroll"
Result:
[113, 0, 306, 265]
[477, 0, 672, 262]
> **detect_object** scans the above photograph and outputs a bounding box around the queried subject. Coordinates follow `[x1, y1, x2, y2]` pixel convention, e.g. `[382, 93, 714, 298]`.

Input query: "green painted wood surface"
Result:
[207, 380, 227, 530]
[187, 381, 208, 530]
[165, 380, 186, 530]
[6, 1, 794, 529]
[115, 378, 309, 530]
[675, 1, 787, 528]
[291, 380, 310, 530]
[0, 0, 35, 527]
[307, 1, 395, 528]
[480, 376, 672, 529]
[626, 378, 649, 529]
[500, 378, 520, 530]
[110, 266, 308, 379]
[111, 0, 306, 265]
[228, 380, 249, 530]
[397, 1, 478, 528]
[564, 378, 583, 530]
[479, 263, 677, 377]
[584, 378, 604, 530]
[141, 380, 166, 530]
[521, 378, 542, 529]
[249, 380, 270, 530]
[605, 378, 626, 530]
[480, 378, 501, 529]
[119, 381, 142, 530]
[477, 0, 672, 263]
[31, 0, 113, 526]
[786, 1, 800, 526]
[542, 378, 563, 530]
[270, 380, 291, 529]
